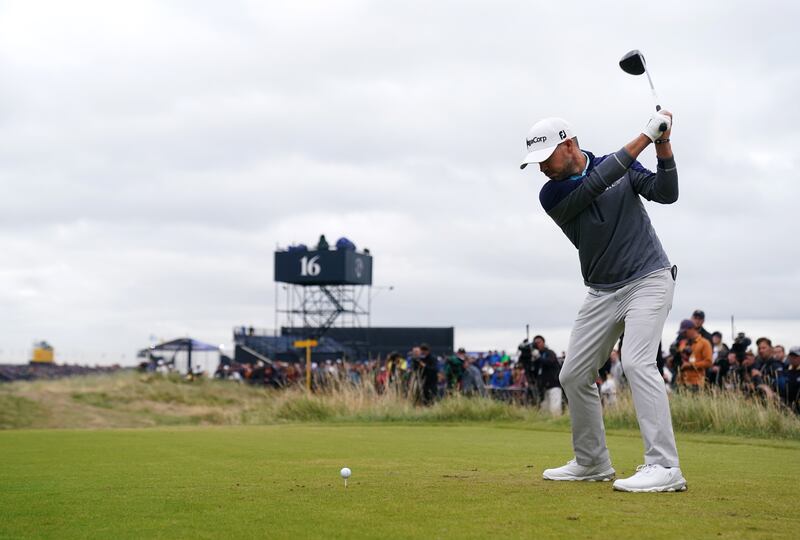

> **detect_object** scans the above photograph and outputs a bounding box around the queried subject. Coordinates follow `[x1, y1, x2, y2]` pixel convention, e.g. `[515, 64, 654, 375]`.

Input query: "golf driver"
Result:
[619, 49, 667, 132]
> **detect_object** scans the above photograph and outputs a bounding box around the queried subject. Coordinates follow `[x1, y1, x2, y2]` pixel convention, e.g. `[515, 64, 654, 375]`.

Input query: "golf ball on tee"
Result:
[340, 467, 351, 479]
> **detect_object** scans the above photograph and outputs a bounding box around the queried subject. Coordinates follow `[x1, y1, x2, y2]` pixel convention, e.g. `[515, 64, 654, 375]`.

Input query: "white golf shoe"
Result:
[542, 459, 615, 482]
[612, 464, 687, 492]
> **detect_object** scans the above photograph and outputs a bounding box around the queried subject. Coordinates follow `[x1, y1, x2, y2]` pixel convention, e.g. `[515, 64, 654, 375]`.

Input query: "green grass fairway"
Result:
[1, 424, 798, 539]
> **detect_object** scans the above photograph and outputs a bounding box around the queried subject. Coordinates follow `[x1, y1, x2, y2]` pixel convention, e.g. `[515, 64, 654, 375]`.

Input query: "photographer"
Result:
[730, 332, 752, 364]
[518, 338, 538, 404]
[675, 320, 712, 391]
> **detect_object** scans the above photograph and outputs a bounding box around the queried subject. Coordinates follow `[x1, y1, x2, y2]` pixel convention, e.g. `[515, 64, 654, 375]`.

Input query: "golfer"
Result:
[520, 111, 687, 492]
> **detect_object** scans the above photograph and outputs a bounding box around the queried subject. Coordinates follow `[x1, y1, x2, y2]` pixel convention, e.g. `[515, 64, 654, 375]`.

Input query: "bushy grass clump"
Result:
[276, 396, 338, 421]
[0, 394, 47, 429]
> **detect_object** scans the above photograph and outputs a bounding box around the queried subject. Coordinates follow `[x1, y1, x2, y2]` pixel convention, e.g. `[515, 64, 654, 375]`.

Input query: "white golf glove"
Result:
[642, 112, 672, 142]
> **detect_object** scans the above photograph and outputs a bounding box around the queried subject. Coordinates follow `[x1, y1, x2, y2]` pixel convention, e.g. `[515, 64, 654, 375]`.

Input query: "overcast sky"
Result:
[1, 0, 798, 365]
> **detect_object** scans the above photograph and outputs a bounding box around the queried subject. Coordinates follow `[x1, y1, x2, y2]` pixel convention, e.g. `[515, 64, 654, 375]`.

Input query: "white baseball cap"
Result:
[519, 117, 576, 169]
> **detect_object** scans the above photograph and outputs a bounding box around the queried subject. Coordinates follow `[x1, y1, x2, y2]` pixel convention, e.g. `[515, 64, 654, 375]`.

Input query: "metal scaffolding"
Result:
[276, 283, 370, 338]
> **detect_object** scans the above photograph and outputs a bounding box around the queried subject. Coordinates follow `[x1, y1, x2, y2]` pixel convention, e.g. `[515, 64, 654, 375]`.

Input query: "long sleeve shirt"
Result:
[539, 148, 678, 289]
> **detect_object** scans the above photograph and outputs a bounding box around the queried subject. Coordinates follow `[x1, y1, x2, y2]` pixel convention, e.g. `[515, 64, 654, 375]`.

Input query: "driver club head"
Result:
[619, 49, 646, 75]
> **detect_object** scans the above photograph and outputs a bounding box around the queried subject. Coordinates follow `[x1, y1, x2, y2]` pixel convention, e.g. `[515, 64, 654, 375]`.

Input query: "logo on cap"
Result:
[526, 135, 547, 147]
[559, 130, 567, 140]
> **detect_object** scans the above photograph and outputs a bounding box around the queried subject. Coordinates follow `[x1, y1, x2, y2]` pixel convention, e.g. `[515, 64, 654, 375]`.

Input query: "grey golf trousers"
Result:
[560, 267, 680, 468]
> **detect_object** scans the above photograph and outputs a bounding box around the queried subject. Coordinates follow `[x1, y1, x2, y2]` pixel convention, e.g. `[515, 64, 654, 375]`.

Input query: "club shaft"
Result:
[644, 66, 661, 110]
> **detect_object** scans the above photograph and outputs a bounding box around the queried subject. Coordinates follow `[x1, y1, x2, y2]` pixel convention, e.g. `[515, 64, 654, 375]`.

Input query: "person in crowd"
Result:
[250, 361, 266, 385]
[490, 363, 512, 388]
[597, 356, 612, 390]
[773, 345, 788, 395]
[475, 352, 489, 370]
[413, 344, 438, 405]
[600, 372, 618, 407]
[461, 354, 487, 397]
[736, 351, 771, 397]
[782, 347, 800, 414]
[707, 331, 730, 387]
[533, 335, 562, 415]
[284, 363, 299, 385]
[386, 351, 405, 386]
[347, 361, 362, 385]
[264, 364, 283, 388]
[481, 363, 493, 385]
[719, 350, 737, 389]
[510, 364, 529, 404]
[609, 349, 625, 390]
[774, 345, 787, 367]
[230, 365, 243, 382]
[445, 349, 467, 391]
[755, 337, 784, 394]
[518, 338, 538, 404]
[622, 333, 668, 388]
[691, 309, 713, 344]
[660, 350, 674, 390]
[654, 342, 667, 384]
[407, 346, 422, 398]
[675, 319, 713, 391]
[511, 363, 528, 387]
[374, 364, 388, 393]
[437, 370, 447, 399]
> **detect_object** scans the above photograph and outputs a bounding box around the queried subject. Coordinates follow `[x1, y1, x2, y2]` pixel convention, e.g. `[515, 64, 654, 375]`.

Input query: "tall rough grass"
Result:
[604, 389, 800, 439]
[2, 372, 799, 439]
[272, 385, 533, 424]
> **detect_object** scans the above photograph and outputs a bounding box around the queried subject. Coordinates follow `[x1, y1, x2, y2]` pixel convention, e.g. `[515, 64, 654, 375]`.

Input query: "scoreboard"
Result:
[274, 249, 373, 286]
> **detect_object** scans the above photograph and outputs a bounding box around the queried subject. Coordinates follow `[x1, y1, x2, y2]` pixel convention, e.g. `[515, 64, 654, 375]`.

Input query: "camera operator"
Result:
[518, 338, 538, 404]
[730, 332, 752, 364]
[674, 319, 712, 391]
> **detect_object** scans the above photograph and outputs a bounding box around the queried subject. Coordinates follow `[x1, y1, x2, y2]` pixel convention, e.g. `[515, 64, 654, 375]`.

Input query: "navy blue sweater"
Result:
[539, 149, 678, 289]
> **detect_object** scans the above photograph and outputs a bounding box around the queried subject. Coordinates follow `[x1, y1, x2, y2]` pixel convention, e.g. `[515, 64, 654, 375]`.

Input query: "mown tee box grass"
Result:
[1, 424, 798, 539]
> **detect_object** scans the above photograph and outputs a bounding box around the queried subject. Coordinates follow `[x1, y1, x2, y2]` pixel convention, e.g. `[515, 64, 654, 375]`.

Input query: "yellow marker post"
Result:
[294, 339, 318, 390]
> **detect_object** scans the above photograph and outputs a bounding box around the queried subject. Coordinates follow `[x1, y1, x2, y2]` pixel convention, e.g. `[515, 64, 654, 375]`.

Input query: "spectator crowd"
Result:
[662, 310, 800, 414]
[171, 309, 800, 417]
[0, 363, 124, 382]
